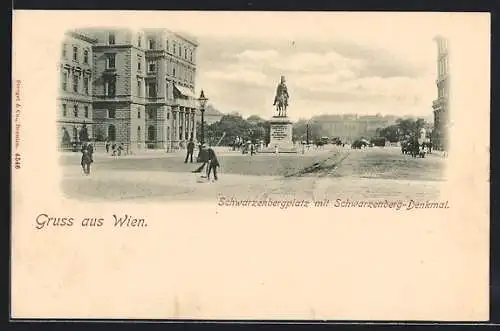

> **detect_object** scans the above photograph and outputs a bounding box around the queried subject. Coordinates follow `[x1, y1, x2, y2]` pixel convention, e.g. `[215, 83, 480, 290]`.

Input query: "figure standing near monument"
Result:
[273, 75, 289, 117]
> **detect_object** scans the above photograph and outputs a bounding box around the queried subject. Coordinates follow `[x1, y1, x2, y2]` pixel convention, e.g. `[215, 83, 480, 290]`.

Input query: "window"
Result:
[84, 106, 89, 118]
[147, 109, 155, 120]
[84, 77, 89, 95]
[137, 55, 142, 71]
[148, 39, 155, 49]
[73, 46, 78, 62]
[62, 44, 67, 58]
[106, 54, 116, 69]
[190, 50, 193, 62]
[147, 82, 157, 98]
[137, 79, 142, 97]
[166, 40, 169, 51]
[148, 126, 156, 141]
[108, 125, 116, 141]
[73, 105, 78, 117]
[173, 112, 177, 120]
[83, 50, 89, 64]
[62, 104, 67, 117]
[72, 75, 79, 92]
[148, 61, 156, 72]
[138, 34, 142, 47]
[105, 78, 116, 97]
[138, 110, 141, 119]
[166, 112, 170, 120]
[108, 109, 116, 118]
[61, 71, 68, 91]
[173, 67, 176, 77]
[108, 33, 116, 45]
[173, 44, 177, 54]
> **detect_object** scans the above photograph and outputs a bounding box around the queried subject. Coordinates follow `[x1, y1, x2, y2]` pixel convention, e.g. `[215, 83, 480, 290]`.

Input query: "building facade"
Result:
[63, 27, 199, 153]
[315, 114, 398, 143]
[432, 35, 449, 151]
[57, 31, 97, 149]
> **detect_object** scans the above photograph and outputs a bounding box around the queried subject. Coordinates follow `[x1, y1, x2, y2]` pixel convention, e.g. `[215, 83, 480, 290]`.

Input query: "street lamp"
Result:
[196, 90, 208, 163]
[198, 89, 208, 145]
[306, 122, 310, 145]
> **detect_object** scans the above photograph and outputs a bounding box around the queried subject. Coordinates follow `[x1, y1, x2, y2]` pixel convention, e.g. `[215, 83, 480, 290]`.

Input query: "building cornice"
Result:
[66, 31, 98, 44]
[92, 44, 134, 50]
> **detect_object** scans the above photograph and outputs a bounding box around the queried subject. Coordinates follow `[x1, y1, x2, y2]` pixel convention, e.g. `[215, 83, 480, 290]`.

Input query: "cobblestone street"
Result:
[60, 146, 447, 203]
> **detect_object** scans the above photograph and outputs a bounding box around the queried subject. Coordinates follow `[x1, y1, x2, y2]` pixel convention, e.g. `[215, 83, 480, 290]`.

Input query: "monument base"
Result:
[260, 116, 297, 153]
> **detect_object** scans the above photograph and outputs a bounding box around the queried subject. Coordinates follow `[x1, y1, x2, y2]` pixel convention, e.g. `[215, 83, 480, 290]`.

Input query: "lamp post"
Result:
[196, 90, 208, 162]
[198, 89, 208, 144]
[306, 123, 310, 145]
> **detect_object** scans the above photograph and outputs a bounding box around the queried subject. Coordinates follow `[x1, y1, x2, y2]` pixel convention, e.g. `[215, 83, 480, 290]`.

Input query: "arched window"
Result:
[108, 124, 116, 141]
[148, 125, 155, 141]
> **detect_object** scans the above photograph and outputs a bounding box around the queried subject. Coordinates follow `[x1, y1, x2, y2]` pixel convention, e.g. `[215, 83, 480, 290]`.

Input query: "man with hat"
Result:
[192, 143, 209, 174]
[205, 145, 220, 181]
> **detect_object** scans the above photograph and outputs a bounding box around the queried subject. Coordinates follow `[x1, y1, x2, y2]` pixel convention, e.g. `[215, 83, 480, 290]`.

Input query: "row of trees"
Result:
[198, 114, 270, 146]
[199, 113, 331, 146]
[376, 118, 428, 143]
[198, 113, 431, 147]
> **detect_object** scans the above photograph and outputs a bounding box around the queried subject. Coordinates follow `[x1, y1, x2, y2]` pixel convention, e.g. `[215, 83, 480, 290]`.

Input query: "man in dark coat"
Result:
[192, 144, 209, 173]
[184, 138, 195, 163]
[80, 142, 93, 175]
[206, 146, 220, 181]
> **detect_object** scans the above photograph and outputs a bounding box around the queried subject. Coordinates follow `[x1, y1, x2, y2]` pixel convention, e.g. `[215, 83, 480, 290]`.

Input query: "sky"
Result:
[183, 12, 448, 121]
[47, 11, 467, 121]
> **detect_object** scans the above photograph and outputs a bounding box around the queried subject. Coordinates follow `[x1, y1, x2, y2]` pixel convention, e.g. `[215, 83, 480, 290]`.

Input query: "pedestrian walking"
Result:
[192, 144, 209, 174]
[105, 139, 110, 153]
[80, 142, 93, 175]
[206, 146, 220, 181]
[118, 143, 124, 156]
[184, 138, 195, 163]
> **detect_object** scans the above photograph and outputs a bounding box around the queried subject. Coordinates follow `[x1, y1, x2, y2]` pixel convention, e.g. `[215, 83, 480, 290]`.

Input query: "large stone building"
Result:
[314, 114, 398, 143]
[57, 31, 97, 148]
[58, 27, 199, 152]
[432, 35, 449, 151]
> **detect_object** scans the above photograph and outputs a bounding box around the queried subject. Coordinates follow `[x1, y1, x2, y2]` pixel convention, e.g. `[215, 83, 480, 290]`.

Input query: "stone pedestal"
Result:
[261, 116, 297, 153]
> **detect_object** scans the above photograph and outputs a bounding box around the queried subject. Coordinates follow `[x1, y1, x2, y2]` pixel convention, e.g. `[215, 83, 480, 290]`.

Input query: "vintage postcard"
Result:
[11, 11, 490, 321]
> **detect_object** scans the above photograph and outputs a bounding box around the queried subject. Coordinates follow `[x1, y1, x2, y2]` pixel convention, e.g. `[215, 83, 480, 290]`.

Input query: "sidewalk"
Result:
[60, 146, 273, 159]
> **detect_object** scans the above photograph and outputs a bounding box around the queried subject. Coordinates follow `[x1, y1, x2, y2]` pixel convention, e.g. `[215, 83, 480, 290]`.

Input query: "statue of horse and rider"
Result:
[273, 75, 289, 117]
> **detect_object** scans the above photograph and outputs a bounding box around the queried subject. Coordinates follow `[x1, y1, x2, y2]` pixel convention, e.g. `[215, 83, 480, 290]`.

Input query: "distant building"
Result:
[57, 31, 97, 149]
[315, 114, 398, 143]
[432, 35, 449, 151]
[60, 27, 199, 152]
[197, 104, 224, 125]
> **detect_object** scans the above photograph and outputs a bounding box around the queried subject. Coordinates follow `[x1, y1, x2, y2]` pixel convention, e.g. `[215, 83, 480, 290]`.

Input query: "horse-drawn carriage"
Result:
[401, 140, 426, 158]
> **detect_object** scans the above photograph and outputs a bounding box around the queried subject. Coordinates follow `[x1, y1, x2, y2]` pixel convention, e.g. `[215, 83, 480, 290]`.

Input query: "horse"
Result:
[275, 93, 288, 117]
[81, 149, 92, 175]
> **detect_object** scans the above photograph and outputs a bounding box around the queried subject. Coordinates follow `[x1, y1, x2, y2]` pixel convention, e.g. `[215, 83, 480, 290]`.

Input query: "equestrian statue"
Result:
[273, 75, 289, 117]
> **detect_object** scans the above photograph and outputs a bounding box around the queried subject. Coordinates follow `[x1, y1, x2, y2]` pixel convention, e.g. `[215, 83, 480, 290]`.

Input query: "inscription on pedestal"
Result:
[271, 125, 289, 140]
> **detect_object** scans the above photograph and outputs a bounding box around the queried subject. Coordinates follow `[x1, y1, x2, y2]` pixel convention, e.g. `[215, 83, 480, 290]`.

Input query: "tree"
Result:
[247, 115, 265, 123]
[377, 117, 428, 142]
[293, 119, 323, 142]
[377, 124, 399, 142]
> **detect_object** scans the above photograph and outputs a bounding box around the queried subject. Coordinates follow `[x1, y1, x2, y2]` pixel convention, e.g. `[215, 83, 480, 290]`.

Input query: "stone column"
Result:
[173, 107, 179, 149]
